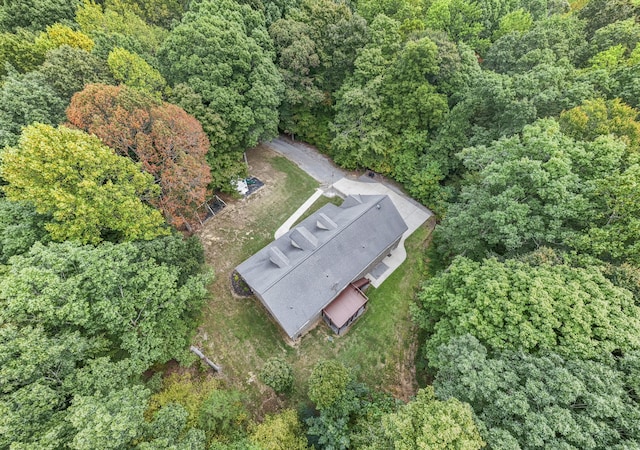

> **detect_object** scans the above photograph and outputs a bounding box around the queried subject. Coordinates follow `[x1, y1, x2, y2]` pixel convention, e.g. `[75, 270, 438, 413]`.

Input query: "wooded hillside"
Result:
[1, 0, 639, 448]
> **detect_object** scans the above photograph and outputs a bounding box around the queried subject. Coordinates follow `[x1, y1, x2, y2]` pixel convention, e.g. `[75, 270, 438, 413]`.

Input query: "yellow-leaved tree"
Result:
[0, 123, 168, 244]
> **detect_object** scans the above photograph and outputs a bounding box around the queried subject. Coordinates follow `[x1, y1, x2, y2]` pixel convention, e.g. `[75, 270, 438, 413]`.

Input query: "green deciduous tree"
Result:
[492, 8, 533, 40]
[34, 23, 95, 53]
[306, 375, 399, 450]
[107, 47, 167, 94]
[158, 0, 283, 157]
[259, 356, 293, 393]
[250, 410, 310, 450]
[305, 360, 374, 450]
[0, 326, 92, 447]
[485, 14, 587, 73]
[355, 0, 428, 23]
[0, 0, 80, 32]
[1, 124, 167, 243]
[39, 45, 114, 101]
[307, 360, 351, 411]
[0, 29, 44, 76]
[559, 97, 640, 153]
[434, 335, 640, 449]
[577, 0, 640, 38]
[76, 0, 168, 62]
[146, 373, 220, 430]
[0, 70, 66, 148]
[475, 0, 523, 38]
[140, 403, 207, 450]
[0, 24, 95, 79]
[588, 44, 627, 71]
[68, 386, 150, 450]
[134, 234, 206, 286]
[0, 198, 49, 263]
[589, 18, 640, 59]
[424, 0, 487, 51]
[574, 163, 640, 264]
[381, 386, 484, 450]
[105, 0, 188, 28]
[428, 60, 595, 183]
[198, 389, 249, 441]
[414, 256, 640, 368]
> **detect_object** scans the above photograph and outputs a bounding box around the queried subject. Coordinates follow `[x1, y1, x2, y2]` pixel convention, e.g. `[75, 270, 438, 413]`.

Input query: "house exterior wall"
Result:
[252, 289, 322, 340]
[295, 310, 322, 340]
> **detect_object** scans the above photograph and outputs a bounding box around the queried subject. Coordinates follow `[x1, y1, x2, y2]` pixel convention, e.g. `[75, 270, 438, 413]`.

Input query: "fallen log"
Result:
[190, 346, 222, 373]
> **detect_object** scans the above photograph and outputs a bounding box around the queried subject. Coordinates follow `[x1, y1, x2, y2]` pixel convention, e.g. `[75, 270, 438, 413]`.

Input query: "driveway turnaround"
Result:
[266, 136, 433, 288]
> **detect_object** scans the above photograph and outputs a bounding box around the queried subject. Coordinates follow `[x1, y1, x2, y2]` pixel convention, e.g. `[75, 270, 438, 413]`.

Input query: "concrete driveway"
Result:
[265, 137, 433, 287]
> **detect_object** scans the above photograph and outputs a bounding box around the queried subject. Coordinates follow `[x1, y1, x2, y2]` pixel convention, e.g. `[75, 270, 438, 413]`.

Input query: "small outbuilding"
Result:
[235, 194, 408, 340]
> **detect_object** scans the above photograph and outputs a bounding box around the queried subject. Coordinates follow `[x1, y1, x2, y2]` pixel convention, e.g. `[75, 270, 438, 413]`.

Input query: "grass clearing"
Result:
[196, 146, 432, 416]
[292, 224, 431, 403]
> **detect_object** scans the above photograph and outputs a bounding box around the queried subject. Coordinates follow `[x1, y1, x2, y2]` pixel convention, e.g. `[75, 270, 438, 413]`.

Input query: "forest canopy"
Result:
[1, 0, 639, 448]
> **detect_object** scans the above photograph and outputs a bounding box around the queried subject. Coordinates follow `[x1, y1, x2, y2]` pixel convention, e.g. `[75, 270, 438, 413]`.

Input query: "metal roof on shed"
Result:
[235, 194, 407, 339]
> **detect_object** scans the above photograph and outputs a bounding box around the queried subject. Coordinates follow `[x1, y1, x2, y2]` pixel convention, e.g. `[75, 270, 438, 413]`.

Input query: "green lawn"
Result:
[198, 154, 318, 405]
[198, 151, 432, 413]
[291, 225, 431, 403]
[241, 156, 320, 255]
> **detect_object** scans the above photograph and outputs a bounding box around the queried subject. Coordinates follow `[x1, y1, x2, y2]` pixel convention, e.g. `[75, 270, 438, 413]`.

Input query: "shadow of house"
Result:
[235, 195, 407, 340]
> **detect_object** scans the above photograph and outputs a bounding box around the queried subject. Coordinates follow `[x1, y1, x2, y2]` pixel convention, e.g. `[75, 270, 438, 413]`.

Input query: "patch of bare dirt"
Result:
[392, 328, 420, 402]
[198, 145, 282, 269]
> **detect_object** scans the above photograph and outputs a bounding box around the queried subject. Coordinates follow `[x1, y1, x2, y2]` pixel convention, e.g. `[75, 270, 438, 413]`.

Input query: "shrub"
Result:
[307, 360, 351, 410]
[259, 357, 293, 393]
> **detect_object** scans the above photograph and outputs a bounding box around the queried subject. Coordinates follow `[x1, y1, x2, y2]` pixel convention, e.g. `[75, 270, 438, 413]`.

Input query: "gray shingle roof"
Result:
[236, 194, 408, 339]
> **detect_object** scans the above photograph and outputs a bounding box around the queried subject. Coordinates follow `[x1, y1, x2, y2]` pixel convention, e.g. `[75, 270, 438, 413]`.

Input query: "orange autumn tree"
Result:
[67, 84, 211, 230]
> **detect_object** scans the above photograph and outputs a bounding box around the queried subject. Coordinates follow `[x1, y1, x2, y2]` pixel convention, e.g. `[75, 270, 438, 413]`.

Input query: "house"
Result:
[235, 194, 408, 340]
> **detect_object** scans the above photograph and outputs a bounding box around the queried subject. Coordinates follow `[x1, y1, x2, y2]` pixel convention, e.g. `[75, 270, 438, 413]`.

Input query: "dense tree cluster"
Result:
[435, 335, 640, 449]
[1, 0, 640, 447]
[0, 237, 209, 448]
[1, 124, 168, 243]
[415, 255, 640, 367]
[159, 0, 284, 181]
[67, 84, 211, 230]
